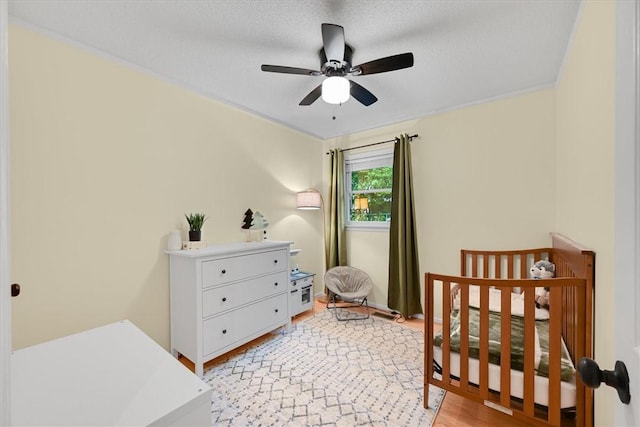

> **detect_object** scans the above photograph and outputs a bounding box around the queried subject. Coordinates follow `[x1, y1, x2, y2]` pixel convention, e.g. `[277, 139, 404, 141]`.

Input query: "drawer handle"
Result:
[273, 260, 278, 264]
[274, 282, 278, 287]
[222, 329, 227, 334]
[222, 297, 227, 302]
[274, 309, 279, 313]
[221, 269, 226, 274]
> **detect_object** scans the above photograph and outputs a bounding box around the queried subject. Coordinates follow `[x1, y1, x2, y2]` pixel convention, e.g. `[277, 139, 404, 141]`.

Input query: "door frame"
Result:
[0, 0, 11, 425]
[615, 0, 639, 424]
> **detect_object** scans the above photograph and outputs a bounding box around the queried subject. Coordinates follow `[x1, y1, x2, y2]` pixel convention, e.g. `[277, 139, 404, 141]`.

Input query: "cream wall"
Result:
[555, 1, 615, 425]
[323, 89, 557, 313]
[8, 25, 324, 350]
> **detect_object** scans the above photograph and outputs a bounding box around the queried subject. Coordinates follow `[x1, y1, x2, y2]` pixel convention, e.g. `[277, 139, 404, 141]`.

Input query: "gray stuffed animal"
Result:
[530, 260, 555, 309]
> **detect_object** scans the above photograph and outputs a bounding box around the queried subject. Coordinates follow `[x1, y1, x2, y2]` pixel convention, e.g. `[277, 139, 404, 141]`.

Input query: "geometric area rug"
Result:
[203, 309, 446, 426]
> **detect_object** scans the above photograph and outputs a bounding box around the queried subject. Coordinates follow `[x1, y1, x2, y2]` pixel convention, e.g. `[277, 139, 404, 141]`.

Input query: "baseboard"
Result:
[371, 311, 397, 321]
[314, 292, 425, 320]
[368, 301, 425, 320]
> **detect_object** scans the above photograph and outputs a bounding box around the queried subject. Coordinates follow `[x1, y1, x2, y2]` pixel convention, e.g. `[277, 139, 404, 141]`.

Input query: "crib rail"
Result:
[461, 248, 552, 279]
[425, 274, 587, 426]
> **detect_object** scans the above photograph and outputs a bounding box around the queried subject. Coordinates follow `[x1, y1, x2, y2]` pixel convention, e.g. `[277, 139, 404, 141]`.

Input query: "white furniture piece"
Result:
[290, 271, 314, 316]
[167, 240, 292, 377]
[12, 320, 211, 427]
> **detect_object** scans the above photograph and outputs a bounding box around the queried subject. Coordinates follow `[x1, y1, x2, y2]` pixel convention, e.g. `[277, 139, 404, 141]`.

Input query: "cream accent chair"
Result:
[323, 266, 373, 321]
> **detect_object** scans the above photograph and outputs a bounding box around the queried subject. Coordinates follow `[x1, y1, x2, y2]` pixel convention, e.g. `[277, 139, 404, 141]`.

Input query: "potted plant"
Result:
[185, 212, 206, 241]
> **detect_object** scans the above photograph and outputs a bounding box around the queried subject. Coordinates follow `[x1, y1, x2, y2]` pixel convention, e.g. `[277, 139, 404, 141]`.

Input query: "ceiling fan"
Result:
[261, 23, 414, 107]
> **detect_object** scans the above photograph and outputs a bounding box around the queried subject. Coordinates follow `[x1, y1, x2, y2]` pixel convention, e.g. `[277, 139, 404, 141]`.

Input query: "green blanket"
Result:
[433, 308, 575, 382]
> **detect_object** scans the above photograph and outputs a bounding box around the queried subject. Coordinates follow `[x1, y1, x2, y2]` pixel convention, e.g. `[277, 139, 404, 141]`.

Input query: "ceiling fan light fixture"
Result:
[321, 76, 350, 104]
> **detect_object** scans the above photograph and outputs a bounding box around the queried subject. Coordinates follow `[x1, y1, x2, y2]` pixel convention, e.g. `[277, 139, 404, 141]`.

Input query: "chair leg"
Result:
[326, 293, 370, 321]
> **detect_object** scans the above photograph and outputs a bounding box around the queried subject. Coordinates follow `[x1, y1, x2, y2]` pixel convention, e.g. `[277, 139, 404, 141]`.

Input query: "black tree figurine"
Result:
[241, 209, 253, 230]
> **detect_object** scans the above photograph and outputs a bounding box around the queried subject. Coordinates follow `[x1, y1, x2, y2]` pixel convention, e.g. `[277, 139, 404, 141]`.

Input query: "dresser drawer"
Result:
[201, 249, 287, 288]
[202, 271, 287, 318]
[202, 292, 288, 357]
[201, 315, 236, 357]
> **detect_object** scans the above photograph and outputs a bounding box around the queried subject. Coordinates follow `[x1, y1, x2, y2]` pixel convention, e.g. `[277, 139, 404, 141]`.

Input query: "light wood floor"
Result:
[180, 299, 534, 427]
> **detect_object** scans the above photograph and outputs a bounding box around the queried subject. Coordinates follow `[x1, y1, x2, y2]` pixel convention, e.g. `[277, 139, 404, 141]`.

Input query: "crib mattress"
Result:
[433, 305, 577, 408]
[432, 346, 576, 409]
[435, 307, 576, 381]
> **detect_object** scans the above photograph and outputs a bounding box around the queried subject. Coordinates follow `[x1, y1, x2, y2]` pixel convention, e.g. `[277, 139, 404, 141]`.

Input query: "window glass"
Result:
[344, 149, 393, 229]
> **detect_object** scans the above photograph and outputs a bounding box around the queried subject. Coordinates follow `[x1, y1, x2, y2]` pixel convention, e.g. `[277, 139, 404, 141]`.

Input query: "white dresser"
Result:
[12, 320, 211, 426]
[167, 240, 292, 377]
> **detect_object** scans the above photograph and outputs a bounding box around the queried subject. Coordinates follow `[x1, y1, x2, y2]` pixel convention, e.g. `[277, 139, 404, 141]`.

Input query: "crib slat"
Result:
[424, 273, 436, 409]
[459, 285, 469, 389]
[575, 284, 587, 427]
[507, 254, 514, 278]
[472, 255, 479, 278]
[499, 287, 511, 407]
[478, 285, 489, 400]
[523, 284, 536, 417]
[442, 280, 451, 385]
[520, 252, 529, 279]
[548, 286, 562, 425]
[483, 256, 489, 278]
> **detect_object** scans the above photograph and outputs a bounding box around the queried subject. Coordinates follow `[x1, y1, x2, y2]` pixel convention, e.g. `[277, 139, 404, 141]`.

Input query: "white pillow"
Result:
[453, 286, 550, 320]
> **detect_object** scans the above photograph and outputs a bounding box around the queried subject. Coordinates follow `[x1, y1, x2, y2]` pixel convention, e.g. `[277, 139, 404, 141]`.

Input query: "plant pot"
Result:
[188, 230, 201, 242]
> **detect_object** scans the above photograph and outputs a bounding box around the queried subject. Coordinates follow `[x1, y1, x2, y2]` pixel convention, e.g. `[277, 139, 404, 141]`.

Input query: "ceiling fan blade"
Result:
[299, 84, 322, 106]
[321, 23, 345, 63]
[350, 80, 377, 106]
[261, 64, 321, 76]
[351, 52, 414, 76]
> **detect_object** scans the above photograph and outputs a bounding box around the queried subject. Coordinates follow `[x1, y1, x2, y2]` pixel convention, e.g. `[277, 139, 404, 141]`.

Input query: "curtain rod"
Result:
[326, 134, 418, 155]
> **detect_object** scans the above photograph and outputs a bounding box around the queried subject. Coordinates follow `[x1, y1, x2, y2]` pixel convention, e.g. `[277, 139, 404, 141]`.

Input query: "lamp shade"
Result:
[321, 76, 350, 104]
[297, 189, 322, 210]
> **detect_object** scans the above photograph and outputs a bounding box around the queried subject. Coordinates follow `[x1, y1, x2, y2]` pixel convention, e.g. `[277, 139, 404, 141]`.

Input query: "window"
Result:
[344, 149, 393, 230]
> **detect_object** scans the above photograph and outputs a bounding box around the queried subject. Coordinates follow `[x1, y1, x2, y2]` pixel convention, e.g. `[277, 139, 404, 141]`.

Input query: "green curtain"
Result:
[326, 148, 347, 269]
[387, 134, 423, 318]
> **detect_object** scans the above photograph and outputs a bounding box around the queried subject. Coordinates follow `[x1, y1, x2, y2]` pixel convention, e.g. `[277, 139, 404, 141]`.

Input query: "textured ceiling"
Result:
[8, 0, 582, 140]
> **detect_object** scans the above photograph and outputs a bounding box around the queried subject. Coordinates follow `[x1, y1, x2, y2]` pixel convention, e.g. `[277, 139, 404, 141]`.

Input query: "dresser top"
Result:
[166, 240, 293, 258]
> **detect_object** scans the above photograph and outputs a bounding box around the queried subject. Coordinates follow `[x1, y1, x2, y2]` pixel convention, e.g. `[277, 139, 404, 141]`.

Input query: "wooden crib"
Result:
[424, 233, 594, 426]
